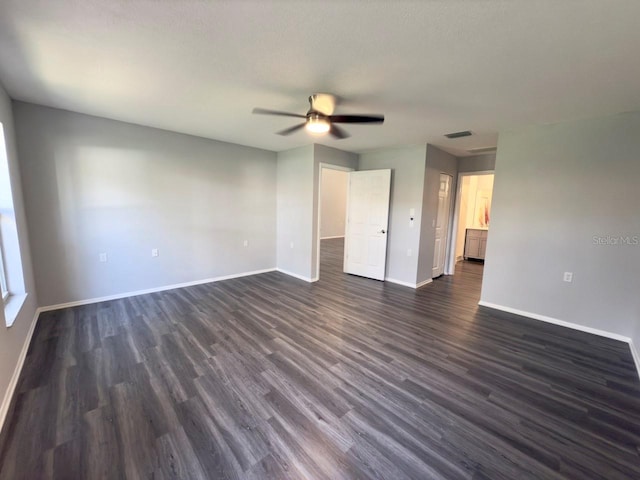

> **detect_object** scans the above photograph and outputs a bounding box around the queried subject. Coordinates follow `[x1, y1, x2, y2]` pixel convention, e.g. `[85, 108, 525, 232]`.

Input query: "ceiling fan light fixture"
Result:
[305, 115, 330, 134]
[253, 94, 383, 139]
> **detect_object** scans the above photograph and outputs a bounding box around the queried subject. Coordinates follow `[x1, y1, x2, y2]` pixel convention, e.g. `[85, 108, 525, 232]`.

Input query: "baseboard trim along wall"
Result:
[40, 268, 277, 312]
[479, 301, 640, 379]
[275, 268, 317, 283]
[629, 341, 640, 381]
[320, 235, 345, 240]
[385, 277, 433, 289]
[0, 308, 41, 435]
[416, 279, 433, 289]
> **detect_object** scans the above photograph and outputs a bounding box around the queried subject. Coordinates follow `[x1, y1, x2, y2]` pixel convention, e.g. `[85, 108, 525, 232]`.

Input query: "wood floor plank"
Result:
[176, 396, 244, 480]
[81, 406, 124, 480]
[154, 427, 209, 480]
[0, 238, 639, 479]
[194, 372, 270, 471]
[109, 381, 160, 480]
[244, 452, 302, 480]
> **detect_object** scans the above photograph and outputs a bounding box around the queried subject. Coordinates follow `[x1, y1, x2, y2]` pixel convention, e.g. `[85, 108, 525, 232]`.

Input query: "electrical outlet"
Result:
[290, 241, 294, 249]
[407, 248, 412, 257]
[99, 253, 108, 263]
[151, 248, 159, 257]
[563, 272, 573, 283]
[243, 240, 249, 247]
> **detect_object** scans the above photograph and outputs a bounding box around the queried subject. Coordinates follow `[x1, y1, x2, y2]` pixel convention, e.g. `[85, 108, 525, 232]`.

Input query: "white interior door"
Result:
[344, 169, 391, 281]
[433, 173, 452, 278]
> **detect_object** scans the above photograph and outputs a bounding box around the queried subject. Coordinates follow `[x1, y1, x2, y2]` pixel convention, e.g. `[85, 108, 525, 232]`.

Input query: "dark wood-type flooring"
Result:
[1, 238, 639, 479]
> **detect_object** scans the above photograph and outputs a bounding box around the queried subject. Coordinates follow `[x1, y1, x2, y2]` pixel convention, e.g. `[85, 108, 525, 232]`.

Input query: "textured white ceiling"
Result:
[1, 1, 639, 155]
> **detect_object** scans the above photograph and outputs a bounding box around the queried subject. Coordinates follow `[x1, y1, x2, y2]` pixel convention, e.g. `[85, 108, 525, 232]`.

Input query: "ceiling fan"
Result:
[252, 93, 384, 139]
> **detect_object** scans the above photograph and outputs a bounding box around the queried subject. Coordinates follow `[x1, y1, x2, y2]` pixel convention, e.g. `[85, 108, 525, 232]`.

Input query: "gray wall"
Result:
[358, 145, 427, 285]
[276, 145, 315, 280]
[0, 86, 38, 427]
[320, 169, 348, 238]
[417, 145, 458, 283]
[14, 102, 277, 307]
[458, 153, 496, 173]
[481, 112, 640, 343]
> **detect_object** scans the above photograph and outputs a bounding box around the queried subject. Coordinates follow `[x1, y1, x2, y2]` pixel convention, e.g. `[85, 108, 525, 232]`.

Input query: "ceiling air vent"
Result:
[444, 130, 472, 139]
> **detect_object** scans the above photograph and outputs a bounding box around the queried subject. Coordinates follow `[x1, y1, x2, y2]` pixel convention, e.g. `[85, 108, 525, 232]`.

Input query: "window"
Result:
[0, 233, 8, 302]
[0, 122, 11, 305]
[0, 121, 27, 325]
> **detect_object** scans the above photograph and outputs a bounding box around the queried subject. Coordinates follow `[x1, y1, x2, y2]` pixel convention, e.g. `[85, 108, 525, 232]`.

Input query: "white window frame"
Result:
[0, 238, 8, 303]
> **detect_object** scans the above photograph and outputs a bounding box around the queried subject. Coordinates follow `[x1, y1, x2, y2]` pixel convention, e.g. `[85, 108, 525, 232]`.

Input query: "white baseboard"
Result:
[275, 268, 316, 283]
[479, 301, 640, 380]
[384, 277, 415, 288]
[629, 341, 640, 381]
[478, 301, 631, 343]
[0, 307, 41, 435]
[39, 268, 277, 312]
[385, 277, 433, 289]
[320, 235, 345, 240]
[416, 279, 433, 289]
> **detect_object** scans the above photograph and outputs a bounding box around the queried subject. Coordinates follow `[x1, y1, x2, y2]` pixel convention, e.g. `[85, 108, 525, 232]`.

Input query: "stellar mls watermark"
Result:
[592, 235, 639, 246]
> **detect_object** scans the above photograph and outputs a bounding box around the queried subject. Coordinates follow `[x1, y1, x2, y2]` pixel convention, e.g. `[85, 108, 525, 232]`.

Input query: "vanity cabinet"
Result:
[464, 228, 488, 260]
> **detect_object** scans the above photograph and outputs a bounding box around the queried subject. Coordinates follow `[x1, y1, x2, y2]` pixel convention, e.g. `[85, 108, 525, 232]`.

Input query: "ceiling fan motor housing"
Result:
[308, 93, 336, 116]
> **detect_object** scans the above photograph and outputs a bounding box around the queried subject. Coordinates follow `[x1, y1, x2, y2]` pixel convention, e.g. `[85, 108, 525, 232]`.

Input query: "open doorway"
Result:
[316, 164, 352, 280]
[446, 171, 495, 276]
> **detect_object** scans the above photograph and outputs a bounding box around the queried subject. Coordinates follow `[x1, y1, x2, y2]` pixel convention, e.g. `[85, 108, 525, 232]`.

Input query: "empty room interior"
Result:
[1, 2, 640, 479]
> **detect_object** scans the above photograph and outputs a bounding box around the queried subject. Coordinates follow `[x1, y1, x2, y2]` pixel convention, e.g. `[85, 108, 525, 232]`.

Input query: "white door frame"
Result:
[315, 162, 354, 281]
[445, 170, 494, 275]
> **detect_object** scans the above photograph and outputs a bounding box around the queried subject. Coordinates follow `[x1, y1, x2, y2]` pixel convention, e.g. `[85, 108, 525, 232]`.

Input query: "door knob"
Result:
[380, 229, 386, 234]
